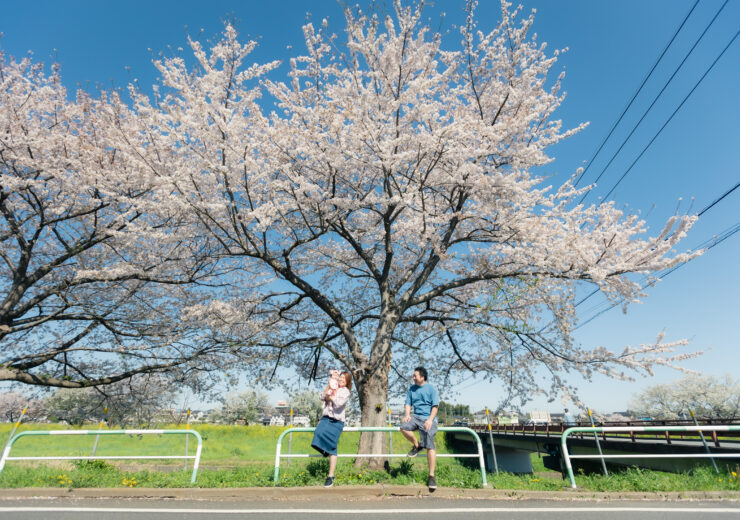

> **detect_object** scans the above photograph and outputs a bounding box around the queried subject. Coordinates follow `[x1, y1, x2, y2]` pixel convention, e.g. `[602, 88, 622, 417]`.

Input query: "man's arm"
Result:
[404, 404, 411, 422]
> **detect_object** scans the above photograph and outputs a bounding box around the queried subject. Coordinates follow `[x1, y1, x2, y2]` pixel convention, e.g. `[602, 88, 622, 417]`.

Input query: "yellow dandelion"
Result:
[733, 472, 738, 477]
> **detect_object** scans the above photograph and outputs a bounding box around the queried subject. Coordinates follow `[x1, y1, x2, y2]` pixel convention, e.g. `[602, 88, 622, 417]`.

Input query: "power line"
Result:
[574, 0, 700, 188]
[579, 0, 729, 204]
[599, 29, 739, 202]
[698, 181, 740, 217]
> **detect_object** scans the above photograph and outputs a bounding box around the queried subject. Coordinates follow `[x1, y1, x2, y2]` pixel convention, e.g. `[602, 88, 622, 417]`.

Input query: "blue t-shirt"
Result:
[405, 383, 440, 418]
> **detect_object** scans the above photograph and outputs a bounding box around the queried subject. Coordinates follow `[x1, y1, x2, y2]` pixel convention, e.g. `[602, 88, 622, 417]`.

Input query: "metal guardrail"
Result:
[274, 426, 488, 486]
[0, 429, 203, 484]
[471, 418, 740, 441]
[561, 425, 740, 488]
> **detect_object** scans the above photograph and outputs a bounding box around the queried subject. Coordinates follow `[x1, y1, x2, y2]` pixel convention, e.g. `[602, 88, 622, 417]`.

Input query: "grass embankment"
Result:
[0, 423, 738, 491]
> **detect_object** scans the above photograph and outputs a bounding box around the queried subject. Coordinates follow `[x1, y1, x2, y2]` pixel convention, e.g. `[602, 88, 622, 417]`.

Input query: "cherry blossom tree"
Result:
[3, 1, 702, 465]
[628, 375, 740, 420]
[41, 375, 177, 426]
[290, 389, 324, 426]
[0, 51, 257, 391]
[0, 391, 44, 422]
[112, 1, 700, 464]
[210, 389, 271, 425]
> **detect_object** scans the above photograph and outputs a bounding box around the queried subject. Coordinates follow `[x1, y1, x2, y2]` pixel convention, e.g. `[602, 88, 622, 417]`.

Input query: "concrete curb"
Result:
[0, 486, 739, 502]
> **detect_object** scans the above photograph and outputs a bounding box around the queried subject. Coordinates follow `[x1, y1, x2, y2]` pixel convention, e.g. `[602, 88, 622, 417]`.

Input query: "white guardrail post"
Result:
[561, 425, 740, 489]
[0, 429, 203, 484]
[273, 426, 488, 487]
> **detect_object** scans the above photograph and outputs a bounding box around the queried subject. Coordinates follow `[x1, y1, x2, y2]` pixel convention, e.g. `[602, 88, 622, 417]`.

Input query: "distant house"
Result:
[472, 410, 490, 425]
[290, 415, 310, 427]
[496, 411, 519, 425]
[269, 415, 286, 426]
[186, 410, 208, 423]
[528, 410, 551, 424]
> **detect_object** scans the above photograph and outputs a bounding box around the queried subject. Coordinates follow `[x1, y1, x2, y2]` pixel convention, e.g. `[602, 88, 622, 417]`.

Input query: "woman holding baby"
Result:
[310, 370, 352, 488]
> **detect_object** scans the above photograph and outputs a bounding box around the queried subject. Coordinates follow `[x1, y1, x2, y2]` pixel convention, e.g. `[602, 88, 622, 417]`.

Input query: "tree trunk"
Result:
[355, 351, 391, 469]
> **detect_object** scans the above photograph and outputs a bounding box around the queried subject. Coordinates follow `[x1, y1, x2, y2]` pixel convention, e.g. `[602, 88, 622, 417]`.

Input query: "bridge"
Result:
[445, 419, 740, 474]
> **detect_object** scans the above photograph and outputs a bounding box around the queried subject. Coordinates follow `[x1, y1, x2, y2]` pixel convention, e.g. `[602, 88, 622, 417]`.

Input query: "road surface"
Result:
[1, 498, 739, 519]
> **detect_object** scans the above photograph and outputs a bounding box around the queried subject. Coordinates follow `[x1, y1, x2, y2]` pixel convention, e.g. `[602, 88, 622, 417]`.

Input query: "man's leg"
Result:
[427, 449, 436, 476]
[421, 421, 438, 490]
[400, 428, 419, 448]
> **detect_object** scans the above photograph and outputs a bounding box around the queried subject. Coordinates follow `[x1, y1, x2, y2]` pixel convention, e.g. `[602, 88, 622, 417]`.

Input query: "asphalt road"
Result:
[1, 498, 739, 519]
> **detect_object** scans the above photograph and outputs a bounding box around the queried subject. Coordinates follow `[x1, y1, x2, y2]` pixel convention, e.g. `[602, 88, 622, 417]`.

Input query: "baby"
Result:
[326, 369, 341, 399]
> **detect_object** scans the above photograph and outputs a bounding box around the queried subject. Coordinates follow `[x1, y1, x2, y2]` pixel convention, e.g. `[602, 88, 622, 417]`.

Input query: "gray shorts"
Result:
[400, 414, 438, 450]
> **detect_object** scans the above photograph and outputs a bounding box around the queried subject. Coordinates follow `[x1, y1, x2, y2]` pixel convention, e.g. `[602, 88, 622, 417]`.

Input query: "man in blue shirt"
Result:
[563, 408, 575, 426]
[400, 366, 439, 491]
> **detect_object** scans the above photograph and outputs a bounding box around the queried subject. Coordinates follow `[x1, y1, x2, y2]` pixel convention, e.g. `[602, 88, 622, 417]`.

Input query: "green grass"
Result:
[1, 423, 739, 491]
[1, 423, 284, 464]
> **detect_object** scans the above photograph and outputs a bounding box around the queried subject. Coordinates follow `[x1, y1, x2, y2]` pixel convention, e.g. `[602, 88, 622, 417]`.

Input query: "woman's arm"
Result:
[330, 388, 350, 408]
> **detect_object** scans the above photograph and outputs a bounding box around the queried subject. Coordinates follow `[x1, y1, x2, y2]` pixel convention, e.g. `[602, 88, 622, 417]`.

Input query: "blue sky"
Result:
[3, 0, 738, 414]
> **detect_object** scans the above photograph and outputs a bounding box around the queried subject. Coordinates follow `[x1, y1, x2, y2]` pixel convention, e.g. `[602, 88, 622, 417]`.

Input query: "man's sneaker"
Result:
[324, 476, 335, 488]
[407, 445, 422, 457]
[427, 475, 437, 492]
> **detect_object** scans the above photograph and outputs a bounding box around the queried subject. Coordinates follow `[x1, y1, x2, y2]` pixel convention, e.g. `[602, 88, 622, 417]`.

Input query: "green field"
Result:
[1, 423, 738, 491]
[0, 423, 448, 464]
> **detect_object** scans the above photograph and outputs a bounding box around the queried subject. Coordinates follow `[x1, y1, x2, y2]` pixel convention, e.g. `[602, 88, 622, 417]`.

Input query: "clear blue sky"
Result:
[3, 0, 738, 414]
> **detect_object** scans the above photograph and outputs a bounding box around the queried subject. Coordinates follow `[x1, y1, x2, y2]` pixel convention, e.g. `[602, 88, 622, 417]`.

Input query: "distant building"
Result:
[472, 409, 491, 425]
[291, 415, 310, 427]
[496, 411, 519, 425]
[528, 410, 550, 424]
[269, 415, 286, 426]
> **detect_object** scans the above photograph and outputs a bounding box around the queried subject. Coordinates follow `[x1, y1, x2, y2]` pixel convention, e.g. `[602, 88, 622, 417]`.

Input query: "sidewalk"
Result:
[0, 486, 739, 502]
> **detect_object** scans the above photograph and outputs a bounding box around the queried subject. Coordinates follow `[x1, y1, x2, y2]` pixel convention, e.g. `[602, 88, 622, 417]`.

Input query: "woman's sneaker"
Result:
[427, 475, 437, 491]
[324, 476, 335, 488]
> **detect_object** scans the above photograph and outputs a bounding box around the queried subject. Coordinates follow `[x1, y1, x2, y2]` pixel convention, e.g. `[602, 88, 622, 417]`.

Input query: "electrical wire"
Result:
[698, 181, 740, 217]
[599, 29, 739, 202]
[579, 0, 730, 204]
[574, 0, 700, 188]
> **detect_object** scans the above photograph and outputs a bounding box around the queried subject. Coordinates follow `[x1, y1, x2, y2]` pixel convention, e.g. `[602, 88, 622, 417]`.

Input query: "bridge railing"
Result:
[274, 426, 487, 486]
[0, 429, 203, 484]
[561, 425, 740, 488]
[470, 419, 740, 446]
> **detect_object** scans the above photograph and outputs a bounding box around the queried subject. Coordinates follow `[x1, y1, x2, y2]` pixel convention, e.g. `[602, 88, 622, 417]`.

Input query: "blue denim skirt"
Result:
[311, 416, 344, 456]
